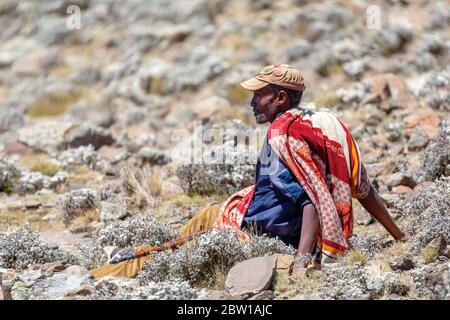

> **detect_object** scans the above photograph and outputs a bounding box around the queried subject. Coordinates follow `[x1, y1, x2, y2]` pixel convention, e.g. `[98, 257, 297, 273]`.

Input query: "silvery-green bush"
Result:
[97, 213, 180, 248]
[76, 213, 180, 269]
[89, 277, 207, 300]
[0, 158, 19, 192]
[63, 188, 98, 223]
[414, 122, 450, 183]
[137, 227, 295, 285]
[403, 177, 450, 249]
[0, 226, 75, 270]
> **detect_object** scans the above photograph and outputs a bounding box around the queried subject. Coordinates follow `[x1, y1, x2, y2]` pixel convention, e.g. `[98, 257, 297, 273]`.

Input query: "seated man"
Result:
[91, 64, 410, 279]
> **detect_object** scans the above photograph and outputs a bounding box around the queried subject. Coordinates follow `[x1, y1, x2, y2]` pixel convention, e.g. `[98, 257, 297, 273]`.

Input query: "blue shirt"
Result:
[243, 137, 311, 248]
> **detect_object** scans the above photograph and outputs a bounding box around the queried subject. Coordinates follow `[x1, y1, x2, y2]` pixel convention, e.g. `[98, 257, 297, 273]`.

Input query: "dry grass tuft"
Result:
[27, 89, 86, 118]
[318, 63, 343, 77]
[0, 209, 27, 227]
[170, 194, 208, 207]
[0, 209, 53, 231]
[421, 246, 439, 264]
[313, 90, 341, 108]
[65, 165, 100, 186]
[196, 265, 229, 291]
[121, 166, 162, 208]
[347, 248, 368, 265]
[20, 154, 60, 177]
[271, 272, 290, 293]
[70, 208, 100, 228]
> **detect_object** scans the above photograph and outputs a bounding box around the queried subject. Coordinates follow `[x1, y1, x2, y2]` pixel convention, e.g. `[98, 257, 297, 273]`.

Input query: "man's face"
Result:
[250, 86, 280, 124]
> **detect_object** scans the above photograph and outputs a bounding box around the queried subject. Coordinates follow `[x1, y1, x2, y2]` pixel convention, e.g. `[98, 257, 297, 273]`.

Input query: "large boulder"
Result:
[16, 121, 76, 153]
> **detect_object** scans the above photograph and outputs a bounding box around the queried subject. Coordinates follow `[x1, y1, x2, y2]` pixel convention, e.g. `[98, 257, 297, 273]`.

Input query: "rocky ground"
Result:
[0, 0, 449, 300]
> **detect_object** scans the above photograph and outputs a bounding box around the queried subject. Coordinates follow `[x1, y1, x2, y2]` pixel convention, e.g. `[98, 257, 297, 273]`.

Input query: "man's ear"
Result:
[277, 90, 289, 106]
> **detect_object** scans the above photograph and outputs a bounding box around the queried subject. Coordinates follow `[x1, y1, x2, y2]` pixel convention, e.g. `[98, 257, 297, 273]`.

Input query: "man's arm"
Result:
[357, 185, 410, 241]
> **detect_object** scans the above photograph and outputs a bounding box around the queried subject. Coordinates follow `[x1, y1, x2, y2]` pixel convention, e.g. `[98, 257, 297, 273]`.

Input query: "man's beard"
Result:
[254, 112, 268, 124]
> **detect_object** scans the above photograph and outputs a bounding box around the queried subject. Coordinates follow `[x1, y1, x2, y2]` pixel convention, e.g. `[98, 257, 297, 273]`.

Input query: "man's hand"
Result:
[290, 262, 307, 281]
[290, 253, 317, 281]
[400, 231, 412, 242]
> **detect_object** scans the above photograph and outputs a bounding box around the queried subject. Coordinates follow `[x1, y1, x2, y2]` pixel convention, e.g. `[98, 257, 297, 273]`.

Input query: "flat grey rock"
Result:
[16, 121, 75, 153]
[225, 256, 277, 298]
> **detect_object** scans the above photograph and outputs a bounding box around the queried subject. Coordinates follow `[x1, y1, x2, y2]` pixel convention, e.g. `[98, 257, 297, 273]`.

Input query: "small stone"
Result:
[273, 253, 294, 274]
[64, 285, 93, 299]
[41, 261, 68, 277]
[380, 193, 401, 208]
[165, 105, 193, 125]
[98, 146, 124, 163]
[225, 256, 277, 298]
[403, 108, 440, 139]
[408, 127, 430, 151]
[363, 151, 381, 164]
[361, 73, 417, 110]
[6, 201, 23, 211]
[426, 234, 447, 256]
[42, 200, 58, 208]
[248, 290, 274, 300]
[442, 246, 450, 259]
[24, 200, 41, 210]
[2, 139, 33, 156]
[386, 172, 416, 189]
[274, 289, 297, 300]
[42, 213, 58, 221]
[137, 147, 170, 166]
[389, 257, 415, 271]
[392, 186, 413, 194]
[206, 290, 233, 300]
[413, 181, 434, 193]
[160, 181, 184, 199]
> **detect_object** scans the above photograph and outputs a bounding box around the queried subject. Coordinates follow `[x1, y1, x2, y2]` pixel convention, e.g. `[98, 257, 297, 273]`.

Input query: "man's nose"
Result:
[250, 96, 256, 108]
